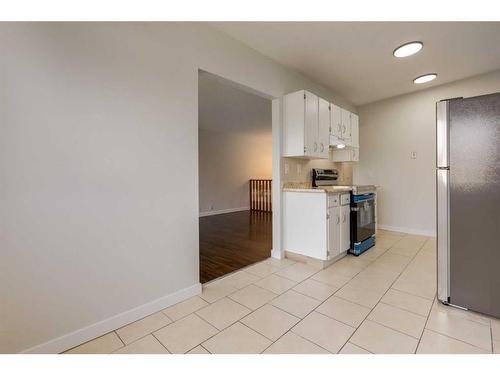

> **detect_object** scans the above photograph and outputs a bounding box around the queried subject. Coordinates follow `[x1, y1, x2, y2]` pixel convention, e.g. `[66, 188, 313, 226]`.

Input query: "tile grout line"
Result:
[114, 330, 126, 348]
[185, 260, 307, 353]
[196, 283, 299, 353]
[336, 236, 428, 354]
[151, 333, 172, 354]
[241, 266, 363, 353]
[415, 297, 437, 353]
[491, 322, 494, 353]
[245, 242, 394, 354]
[424, 327, 492, 352]
[390, 286, 435, 301]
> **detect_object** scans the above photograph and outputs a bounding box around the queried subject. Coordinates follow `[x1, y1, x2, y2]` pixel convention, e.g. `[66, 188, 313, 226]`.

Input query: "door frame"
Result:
[197, 70, 284, 263]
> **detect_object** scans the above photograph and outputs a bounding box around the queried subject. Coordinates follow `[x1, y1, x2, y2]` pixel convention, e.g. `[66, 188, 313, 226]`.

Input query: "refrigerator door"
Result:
[448, 93, 500, 317]
[436, 100, 449, 168]
[436, 168, 449, 303]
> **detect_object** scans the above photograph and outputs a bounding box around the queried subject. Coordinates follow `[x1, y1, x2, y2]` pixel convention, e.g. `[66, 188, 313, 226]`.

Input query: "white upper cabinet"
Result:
[318, 97, 330, 159]
[341, 108, 352, 144]
[283, 90, 329, 159]
[350, 113, 359, 148]
[330, 105, 358, 148]
[304, 91, 319, 158]
[330, 104, 342, 139]
[283, 90, 359, 160]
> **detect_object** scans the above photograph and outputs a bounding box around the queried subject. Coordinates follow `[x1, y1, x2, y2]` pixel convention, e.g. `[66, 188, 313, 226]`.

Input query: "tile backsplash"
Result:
[282, 155, 353, 187]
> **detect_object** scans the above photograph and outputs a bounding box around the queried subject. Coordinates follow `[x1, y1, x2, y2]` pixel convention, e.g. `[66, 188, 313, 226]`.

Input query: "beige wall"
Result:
[354, 69, 500, 236]
[199, 129, 272, 214]
[0, 22, 354, 353]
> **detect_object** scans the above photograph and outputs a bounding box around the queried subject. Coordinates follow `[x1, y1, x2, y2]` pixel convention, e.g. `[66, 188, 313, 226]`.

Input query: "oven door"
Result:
[351, 194, 376, 245]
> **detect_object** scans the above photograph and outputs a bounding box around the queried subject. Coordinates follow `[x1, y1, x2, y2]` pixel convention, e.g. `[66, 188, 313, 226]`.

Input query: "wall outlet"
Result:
[411, 151, 417, 159]
[284, 161, 289, 175]
[297, 163, 302, 175]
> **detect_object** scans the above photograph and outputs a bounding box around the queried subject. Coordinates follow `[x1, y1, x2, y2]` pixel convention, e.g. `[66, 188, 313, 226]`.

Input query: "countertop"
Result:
[282, 186, 353, 194]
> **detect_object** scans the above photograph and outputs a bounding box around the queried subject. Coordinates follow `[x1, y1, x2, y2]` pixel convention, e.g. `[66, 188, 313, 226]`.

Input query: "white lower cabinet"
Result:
[340, 204, 351, 252]
[284, 191, 351, 261]
[328, 206, 341, 258]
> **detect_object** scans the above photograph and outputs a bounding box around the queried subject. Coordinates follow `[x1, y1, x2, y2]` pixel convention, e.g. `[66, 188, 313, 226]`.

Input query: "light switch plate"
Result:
[284, 162, 289, 175]
[297, 163, 302, 175]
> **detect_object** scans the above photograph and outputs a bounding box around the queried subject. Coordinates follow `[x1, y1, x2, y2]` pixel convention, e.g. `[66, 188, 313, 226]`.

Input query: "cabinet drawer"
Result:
[341, 194, 351, 205]
[328, 194, 340, 207]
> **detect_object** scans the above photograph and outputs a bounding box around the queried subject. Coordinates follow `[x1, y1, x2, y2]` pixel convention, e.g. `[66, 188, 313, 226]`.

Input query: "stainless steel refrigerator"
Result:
[437, 92, 500, 318]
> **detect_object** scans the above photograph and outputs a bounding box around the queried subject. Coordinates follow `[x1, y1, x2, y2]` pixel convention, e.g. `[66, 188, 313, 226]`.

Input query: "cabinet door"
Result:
[340, 204, 351, 251]
[331, 104, 342, 138]
[351, 148, 359, 162]
[318, 98, 330, 159]
[350, 113, 359, 148]
[304, 91, 319, 157]
[283, 91, 306, 157]
[341, 109, 352, 144]
[328, 206, 341, 258]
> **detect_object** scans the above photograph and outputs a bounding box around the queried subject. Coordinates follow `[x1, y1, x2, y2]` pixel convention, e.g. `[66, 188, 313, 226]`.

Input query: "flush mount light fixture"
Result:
[413, 73, 437, 84]
[393, 41, 423, 58]
[336, 144, 346, 149]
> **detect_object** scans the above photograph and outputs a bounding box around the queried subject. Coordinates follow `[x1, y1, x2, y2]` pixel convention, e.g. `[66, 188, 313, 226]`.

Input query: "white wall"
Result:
[199, 129, 272, 214]
[354, 70, 500, 236]
[0, 22, 354, 353]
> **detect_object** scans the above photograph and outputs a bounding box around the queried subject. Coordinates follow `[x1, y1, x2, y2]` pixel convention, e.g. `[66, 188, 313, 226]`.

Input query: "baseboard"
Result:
[378, 224, 436, 237]
[199, 206, 250, 217]
[271, 248, 283, 260]
[22, 283, 202, 354]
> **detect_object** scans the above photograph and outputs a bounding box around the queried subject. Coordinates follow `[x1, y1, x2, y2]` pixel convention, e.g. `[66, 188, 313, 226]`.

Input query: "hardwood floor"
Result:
[199, 210, 272, 283]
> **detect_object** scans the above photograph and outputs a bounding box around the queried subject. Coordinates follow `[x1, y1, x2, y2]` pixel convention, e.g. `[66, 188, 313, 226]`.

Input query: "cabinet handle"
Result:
[314, 142, 318, 152]
[320, 143, 324, 152]
[342, 213, 346, 223]
[336, 215, 340, 224]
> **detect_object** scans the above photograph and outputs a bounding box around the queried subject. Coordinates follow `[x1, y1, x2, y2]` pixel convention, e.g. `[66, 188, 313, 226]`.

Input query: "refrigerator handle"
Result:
[437, 168, 450, 302]
[436, 100, 449, 168]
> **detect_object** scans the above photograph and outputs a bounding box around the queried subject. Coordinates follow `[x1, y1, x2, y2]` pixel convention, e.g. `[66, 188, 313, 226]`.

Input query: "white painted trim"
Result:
[199, 206, 249, 217]
[22, 283, 201, 354]
[271, 248, 283, 260]
[272, 98, 283, 259]
[378, 224, 436, 238]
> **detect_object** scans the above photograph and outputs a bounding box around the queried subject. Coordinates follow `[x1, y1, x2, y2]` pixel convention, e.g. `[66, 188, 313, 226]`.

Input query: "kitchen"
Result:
[278, 89, 376, 268]
[2, 19, 500, 358]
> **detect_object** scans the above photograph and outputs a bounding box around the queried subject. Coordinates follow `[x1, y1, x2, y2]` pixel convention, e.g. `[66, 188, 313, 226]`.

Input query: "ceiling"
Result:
[199, 71, 271, 134]
[212, 22, 500, 106]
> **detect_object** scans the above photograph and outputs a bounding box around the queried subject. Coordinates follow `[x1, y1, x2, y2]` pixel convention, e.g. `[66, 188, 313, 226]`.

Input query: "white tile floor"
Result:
[64, 230, 499, 354]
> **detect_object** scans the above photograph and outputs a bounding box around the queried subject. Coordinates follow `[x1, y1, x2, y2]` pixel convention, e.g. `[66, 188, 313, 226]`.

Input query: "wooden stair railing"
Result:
[249, 179, 272, 212]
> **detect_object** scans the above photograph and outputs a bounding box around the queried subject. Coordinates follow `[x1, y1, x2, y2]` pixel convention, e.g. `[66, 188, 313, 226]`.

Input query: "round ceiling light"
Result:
[413, 73, 437, 84]
[393, 41, 423, 57]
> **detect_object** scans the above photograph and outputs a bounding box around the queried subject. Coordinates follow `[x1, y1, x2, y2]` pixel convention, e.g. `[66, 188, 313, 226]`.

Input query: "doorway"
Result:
[198, 71, 273, 283]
